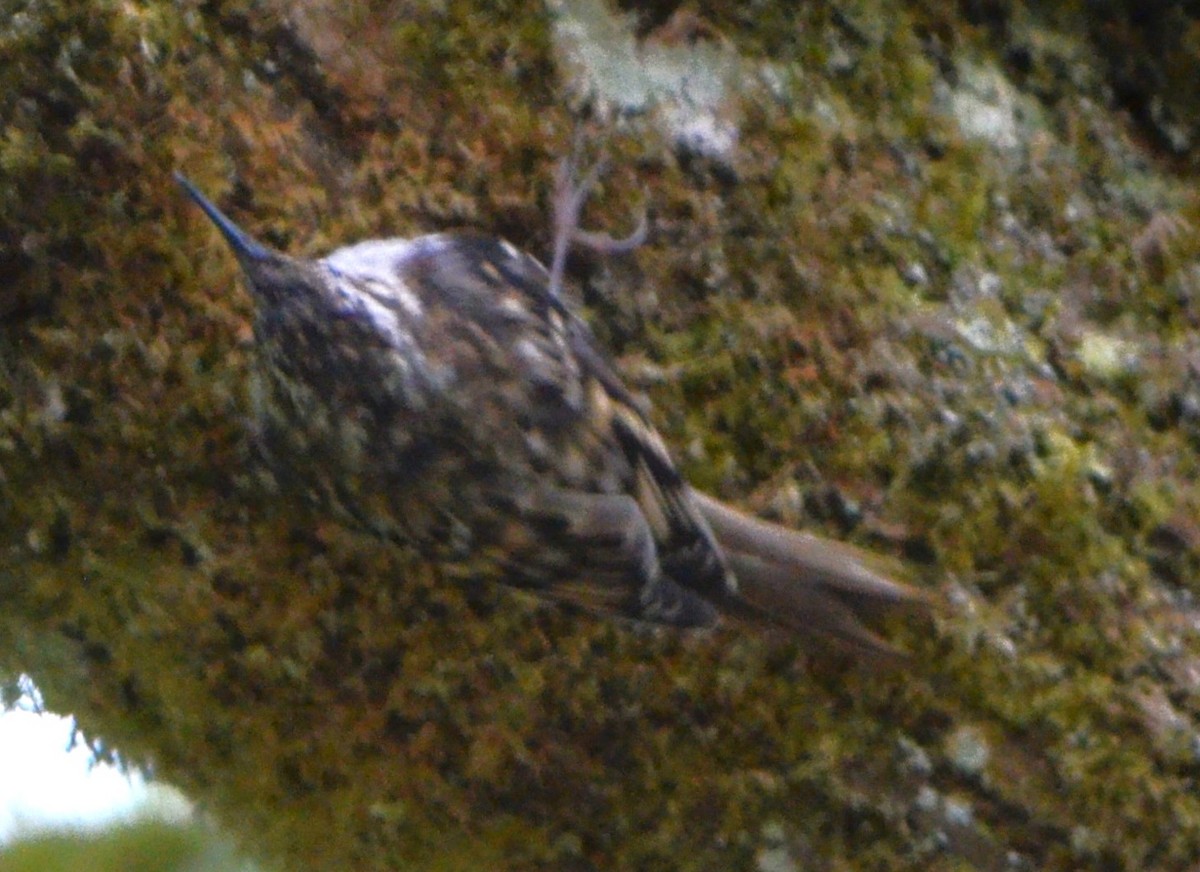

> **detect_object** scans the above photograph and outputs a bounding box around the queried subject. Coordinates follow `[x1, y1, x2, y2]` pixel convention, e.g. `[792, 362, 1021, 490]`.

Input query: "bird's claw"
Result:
[548, 141, 647, 299]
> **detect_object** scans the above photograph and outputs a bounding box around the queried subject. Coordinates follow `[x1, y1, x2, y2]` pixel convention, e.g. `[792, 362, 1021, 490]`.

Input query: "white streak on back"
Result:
[319, 235, 458, 398]
[323, 234, 449, 319]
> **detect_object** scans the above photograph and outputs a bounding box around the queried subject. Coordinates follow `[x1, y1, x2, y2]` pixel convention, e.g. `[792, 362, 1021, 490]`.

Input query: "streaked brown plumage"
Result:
[176, 170, 926, 658]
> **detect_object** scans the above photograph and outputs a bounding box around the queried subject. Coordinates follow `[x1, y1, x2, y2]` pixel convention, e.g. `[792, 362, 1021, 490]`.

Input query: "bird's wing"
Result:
[400, 234, 928, 652]
[404, 234, 739, 617]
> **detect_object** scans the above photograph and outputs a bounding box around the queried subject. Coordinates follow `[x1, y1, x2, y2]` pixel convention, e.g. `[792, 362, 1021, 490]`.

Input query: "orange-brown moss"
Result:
[3, 1, 1200, 870]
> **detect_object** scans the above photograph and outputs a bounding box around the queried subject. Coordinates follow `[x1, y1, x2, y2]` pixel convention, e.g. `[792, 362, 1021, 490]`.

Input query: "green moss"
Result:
[3, 0, 1200, 870]
[0, 821, 245, 872]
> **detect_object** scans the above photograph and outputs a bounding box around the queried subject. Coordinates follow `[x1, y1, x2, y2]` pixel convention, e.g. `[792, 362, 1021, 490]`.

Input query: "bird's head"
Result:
[175, 172, 323, 307]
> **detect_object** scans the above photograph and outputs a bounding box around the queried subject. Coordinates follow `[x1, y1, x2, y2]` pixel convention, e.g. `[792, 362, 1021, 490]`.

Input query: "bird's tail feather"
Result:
[690, 489, 930, 658]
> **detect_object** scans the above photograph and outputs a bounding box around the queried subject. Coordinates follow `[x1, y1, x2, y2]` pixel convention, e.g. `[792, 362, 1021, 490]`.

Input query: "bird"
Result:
[175, 165, 927, 658]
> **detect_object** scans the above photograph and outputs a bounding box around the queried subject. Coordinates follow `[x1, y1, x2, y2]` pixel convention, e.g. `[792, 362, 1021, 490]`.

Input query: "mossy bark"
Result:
[3, 1, 1199, 869]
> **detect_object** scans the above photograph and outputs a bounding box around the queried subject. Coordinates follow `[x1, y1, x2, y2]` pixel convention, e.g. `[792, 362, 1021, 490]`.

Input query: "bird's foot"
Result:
[547, 132, 648, 298]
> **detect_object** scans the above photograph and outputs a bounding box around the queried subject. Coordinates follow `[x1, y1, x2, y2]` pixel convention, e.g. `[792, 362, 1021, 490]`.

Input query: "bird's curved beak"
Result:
[174, 171, 273, 265]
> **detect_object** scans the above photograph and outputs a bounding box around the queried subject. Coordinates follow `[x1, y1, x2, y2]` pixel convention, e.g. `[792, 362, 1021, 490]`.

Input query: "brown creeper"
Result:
[176, 169, 925, 656]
